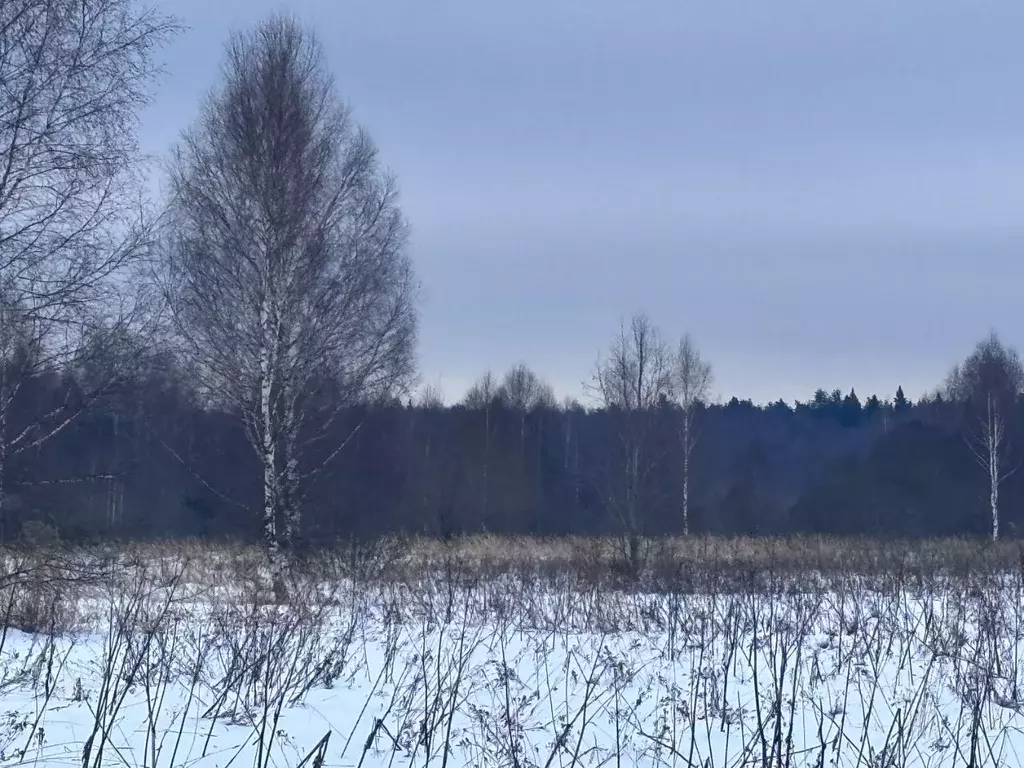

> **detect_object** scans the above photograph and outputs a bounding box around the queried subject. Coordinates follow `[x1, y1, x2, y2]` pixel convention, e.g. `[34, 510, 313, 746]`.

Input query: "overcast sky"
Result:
[143, 0, 1024, 405]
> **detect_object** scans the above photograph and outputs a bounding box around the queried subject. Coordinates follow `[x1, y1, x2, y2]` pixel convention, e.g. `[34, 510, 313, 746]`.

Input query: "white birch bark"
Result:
[259, 291, 281, 570]
[673, 334, 712, 538]
[985, 393, 1002, 542]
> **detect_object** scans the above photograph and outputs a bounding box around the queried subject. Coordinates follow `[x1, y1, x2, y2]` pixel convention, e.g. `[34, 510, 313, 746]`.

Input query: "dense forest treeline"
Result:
[2, 355, 1020, 546]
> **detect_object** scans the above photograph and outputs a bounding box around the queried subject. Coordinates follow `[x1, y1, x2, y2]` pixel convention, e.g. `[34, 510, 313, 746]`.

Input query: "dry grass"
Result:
[48, 534, 1024, 598]
[0, 534, 1014, 625]
[376, 533, 1024, 578]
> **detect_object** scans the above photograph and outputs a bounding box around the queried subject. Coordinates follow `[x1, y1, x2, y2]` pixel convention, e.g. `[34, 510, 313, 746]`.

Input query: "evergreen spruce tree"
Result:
[840, 388, 862, 427]
[894, 386, 910, 411]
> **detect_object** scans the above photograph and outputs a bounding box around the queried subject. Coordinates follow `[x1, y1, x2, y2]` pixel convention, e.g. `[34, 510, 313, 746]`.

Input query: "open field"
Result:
[1, 536, 1024, 767]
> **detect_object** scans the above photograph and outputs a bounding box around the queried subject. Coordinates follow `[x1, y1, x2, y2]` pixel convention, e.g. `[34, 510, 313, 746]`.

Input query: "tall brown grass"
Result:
[62, 533, 1024, 598]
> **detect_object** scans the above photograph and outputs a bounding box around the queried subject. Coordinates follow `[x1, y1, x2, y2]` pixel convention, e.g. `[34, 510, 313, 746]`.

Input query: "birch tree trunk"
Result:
[673, 334, 712, 538]
[682, 431, 691, 537]
[0, 368, 7, 545]
[987, 393, 1001, 542]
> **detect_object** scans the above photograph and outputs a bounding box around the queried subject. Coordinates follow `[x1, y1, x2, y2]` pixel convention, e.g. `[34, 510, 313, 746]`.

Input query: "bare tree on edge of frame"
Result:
[945, 331, 1024, 541]
[0, 0, 177, 540]
[161, 15, 417, 596]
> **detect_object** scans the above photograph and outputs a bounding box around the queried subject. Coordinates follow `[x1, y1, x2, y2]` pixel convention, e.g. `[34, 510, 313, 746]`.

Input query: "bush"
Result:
[20, 521, 61, 551]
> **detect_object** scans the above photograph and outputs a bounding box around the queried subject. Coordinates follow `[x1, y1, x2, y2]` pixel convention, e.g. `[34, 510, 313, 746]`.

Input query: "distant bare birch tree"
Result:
[497, 363, 556, 411]
[162, 15, 417, 584]
[673, 334, 712, 536]
[463, 371, 498, 409]
[0, 0, 176, 537]
[945, 332, 1024, 541]
[497, 362, 555, 479]
[590, 312, 672, 573]
[416, 384, 445, 409]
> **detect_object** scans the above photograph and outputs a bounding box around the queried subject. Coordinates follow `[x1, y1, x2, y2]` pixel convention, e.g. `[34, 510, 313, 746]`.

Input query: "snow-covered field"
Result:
[2, 547, 1024, 767]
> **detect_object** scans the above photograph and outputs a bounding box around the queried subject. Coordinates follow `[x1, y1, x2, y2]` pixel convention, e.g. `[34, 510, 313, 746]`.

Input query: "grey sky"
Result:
[143, 0, 1024, 405]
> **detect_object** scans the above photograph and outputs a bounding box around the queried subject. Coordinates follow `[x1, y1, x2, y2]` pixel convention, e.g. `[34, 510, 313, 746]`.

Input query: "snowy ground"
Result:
[1, 550, 1024, 767]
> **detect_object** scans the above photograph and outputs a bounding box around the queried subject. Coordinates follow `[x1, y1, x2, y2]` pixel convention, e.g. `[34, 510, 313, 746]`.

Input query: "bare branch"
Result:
[463, 371, 498, 409]
[496, 363, 556, 411]
[0, 0, 178, 514]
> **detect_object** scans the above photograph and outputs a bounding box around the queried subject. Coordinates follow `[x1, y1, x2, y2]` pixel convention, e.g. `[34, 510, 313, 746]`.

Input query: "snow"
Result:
[1, 561, 1024, 767]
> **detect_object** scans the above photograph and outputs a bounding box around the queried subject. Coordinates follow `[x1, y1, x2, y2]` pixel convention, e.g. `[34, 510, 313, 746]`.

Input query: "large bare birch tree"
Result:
[944, 332, 1024, 541]
[0, 0, 176, 537]
[162, 15, 417, 577]
[673, 334, 712, 536]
